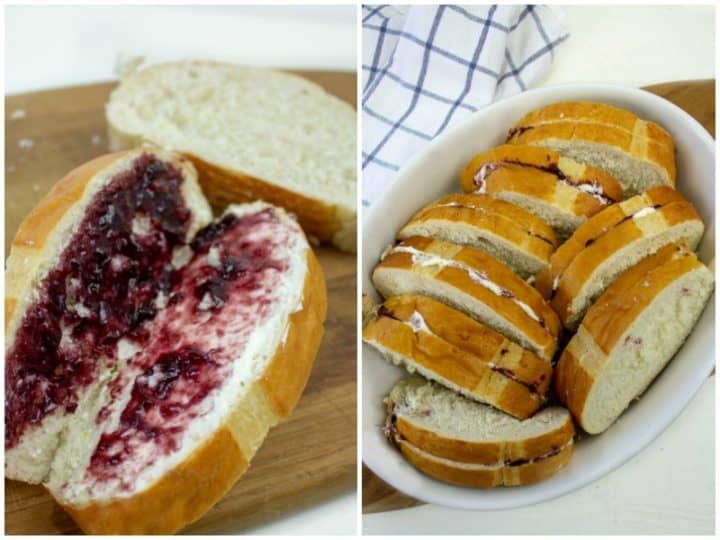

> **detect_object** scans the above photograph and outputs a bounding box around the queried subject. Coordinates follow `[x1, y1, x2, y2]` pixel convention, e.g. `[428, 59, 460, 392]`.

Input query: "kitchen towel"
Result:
[362, 4, 569, 208]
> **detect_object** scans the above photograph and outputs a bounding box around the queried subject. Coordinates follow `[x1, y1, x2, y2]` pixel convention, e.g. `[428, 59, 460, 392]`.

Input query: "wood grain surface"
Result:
[4, 70, 357, 534]
[362, 79, 716, 515]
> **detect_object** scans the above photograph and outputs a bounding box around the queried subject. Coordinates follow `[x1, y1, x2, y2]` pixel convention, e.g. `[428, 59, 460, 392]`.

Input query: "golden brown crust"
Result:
[554, 244, 707, 430]
[364, 295, 551, 418]
[260, 250, 328, 418]
[190, 154, 344, 247]
[459, 144, 624, 218]
[396, 437, 573, 488]
[58, 247, 327, 533]
[553, 344, 595, 427]
[63, 428, 249, 534]
[373, 237, 561, 361]
[393, 408, 574, 464]
[510, 101, 674, 150]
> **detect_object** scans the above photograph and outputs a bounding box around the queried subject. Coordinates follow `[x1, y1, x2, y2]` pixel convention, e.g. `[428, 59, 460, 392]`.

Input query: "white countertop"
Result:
[5, 5, 357, 535]
[364, 4, 716, 535]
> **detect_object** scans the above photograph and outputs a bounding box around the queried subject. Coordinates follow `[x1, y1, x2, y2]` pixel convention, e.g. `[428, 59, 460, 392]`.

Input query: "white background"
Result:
[364, 4, 716, 535]
[4, 3, 717, 536]
[4, 4, 358, 535]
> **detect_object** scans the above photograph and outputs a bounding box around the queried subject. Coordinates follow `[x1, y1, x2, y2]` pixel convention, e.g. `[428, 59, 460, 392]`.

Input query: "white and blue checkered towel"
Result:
[362, 4, 569, 209]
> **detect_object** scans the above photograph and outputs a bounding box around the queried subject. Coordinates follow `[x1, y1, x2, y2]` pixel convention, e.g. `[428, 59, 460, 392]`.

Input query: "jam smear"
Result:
[5, 154, 191, 449]
[88, 347, 221, 481]
[82, 207, 294, 488]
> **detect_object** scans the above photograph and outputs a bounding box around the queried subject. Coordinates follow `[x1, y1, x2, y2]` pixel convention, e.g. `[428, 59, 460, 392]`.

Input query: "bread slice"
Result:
[535, 187, 704, 330]
[506, 101, 675, 196]
[106, 60, 357, 251]
[5, 150, 327, 533]
[397, 193, 557, 278]
[459, 145, 623, 239]
[555, 244, 713, 434]
[385, 377, 574, 487]
[364, 295, 552, 419]
[372, 237, 561, 361]
[5, 147, 211, 484]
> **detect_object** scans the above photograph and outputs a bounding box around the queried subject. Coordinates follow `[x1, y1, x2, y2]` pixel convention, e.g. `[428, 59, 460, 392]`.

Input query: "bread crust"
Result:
[511, 101, 674, 149]
[373, 237, 561, 361]
[459, 144, 624, 220]
[392, 406, 574, 464]
[395, 437, 573, 488]
[56, 247, 327, 533]
[189, 154, 355, 252]
[364, 295, 551, 418]
[506, 102, 675, 185]
[554, 244, 710, 432]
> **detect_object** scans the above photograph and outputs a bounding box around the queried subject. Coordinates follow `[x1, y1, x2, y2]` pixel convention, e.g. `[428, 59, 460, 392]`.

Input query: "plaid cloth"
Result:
[362, 4, 569, 208]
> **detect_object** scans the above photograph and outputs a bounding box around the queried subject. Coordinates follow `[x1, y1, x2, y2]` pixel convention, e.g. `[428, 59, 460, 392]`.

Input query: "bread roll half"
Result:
[506, 101, 675, 196]
[555, 244, 713, 434]
[536, 186, 704, 330]
[398, 193, 557, 278]
[364, 295, 552, 419]
[372, 237, 561, 361]
[385, 378, 574, 487]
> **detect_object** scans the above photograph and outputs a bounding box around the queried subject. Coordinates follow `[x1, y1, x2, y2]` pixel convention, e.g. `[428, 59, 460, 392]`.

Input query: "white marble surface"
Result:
[364, 4, 716, 535]
[5, 5, 358, 535]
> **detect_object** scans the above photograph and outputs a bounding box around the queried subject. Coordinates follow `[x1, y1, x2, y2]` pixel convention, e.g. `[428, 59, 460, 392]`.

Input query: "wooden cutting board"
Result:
[362, 79, 716, 515]
[4, 70, 357, 534]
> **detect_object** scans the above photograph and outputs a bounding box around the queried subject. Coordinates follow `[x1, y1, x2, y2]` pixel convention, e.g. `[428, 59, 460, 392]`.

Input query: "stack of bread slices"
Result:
[364, 101, 713, 488]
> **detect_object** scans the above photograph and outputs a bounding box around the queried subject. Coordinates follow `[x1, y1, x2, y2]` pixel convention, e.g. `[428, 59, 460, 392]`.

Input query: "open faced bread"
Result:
[459, 144, 623, 238]
[555, 244, 713, 434]
[397, 193, 557, 278]
[363, 295, 552, 419]
[535, 187, 704, 330]
[506, 101, 675, 196]
[372, 237, 562, 362]
[5, 149, 327, 533]
[385, 378, 574, 487]
[106, 60, 357, 251]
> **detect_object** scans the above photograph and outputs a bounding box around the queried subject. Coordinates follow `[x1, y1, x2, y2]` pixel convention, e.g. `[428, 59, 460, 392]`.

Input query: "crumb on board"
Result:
[32, 184, 41, 193]
[18, 138, 34, 150]
[10, 109, 26, 120]
[91, 134, 102, 146]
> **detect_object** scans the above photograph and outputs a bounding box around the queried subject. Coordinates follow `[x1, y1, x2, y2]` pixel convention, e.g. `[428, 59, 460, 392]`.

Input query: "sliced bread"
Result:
[555, 244, 714, 434]
[535, 186, 704, 330]
[372, 236, 561, 361]
[398, 193, 557, 278]
[506, 101, 675, 196]
[385, 377, 574, 487]
[363, 295, 552, 419]
[106, 60, 357, 251]
[459, 144, 623, 239]
[5, 149, 327, 533]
